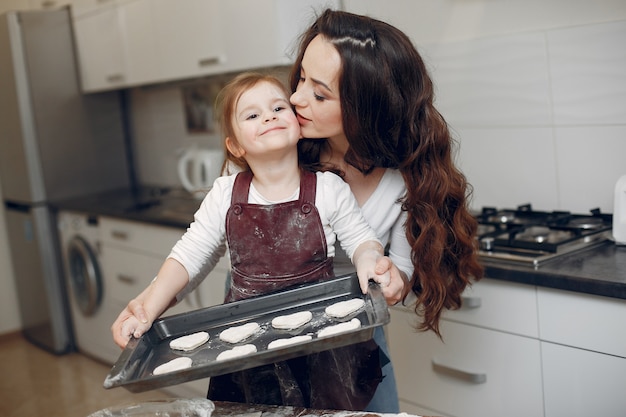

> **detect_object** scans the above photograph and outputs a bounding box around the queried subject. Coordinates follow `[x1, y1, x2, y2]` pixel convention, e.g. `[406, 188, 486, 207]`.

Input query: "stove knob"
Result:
[480, 237, 495, 251]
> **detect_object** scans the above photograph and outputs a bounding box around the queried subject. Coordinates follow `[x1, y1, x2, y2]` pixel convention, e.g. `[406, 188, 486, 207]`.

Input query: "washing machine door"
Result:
[67, 236, 102, 316]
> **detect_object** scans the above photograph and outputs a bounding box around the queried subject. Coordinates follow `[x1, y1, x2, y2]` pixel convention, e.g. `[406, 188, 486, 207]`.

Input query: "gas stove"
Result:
[475, 204, 613, 267]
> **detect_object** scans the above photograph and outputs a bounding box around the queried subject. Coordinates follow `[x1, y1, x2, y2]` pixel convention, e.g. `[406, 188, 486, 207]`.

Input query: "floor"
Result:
[0, 332, 171, 417]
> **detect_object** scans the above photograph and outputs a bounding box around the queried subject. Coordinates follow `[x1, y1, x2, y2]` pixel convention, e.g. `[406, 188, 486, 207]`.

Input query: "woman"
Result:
[289, 9, 484, 412]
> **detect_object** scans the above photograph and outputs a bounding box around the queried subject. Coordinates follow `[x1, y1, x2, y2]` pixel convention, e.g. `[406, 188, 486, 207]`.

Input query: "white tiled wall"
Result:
[131, 2, 626, 214]
[422, 20, 626, 213]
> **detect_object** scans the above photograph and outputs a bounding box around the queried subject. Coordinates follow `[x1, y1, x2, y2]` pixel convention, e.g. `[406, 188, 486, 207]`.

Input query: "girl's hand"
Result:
[111, 299, 152, 348]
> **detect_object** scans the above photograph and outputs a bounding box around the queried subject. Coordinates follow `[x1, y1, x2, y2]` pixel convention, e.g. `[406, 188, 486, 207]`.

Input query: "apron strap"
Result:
[231, 171, 253, 205]
[231, 169, 316, 206]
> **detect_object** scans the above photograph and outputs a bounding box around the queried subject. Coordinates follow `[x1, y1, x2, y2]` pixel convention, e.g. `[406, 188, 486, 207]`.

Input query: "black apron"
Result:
[208, 170, 382, 410]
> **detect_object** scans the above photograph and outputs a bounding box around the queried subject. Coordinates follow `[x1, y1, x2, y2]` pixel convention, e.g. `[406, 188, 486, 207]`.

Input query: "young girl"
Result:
[111, 72, 395, 409]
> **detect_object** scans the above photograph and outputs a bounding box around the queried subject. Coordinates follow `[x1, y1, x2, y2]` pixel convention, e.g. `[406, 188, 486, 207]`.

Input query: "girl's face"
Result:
[290, 35, 344, 141]
[228, 81, 301, 159]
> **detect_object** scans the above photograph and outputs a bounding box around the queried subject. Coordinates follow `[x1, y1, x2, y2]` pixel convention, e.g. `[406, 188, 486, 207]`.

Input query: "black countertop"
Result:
[52, 186, 200, 229]
[52, 187, 626, 302]
[483, 242, 626, 300]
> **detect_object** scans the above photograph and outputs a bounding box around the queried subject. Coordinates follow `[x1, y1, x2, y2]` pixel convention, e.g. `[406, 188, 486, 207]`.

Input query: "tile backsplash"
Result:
[422, 19, 626, 213]
[131, 20, 625, 214]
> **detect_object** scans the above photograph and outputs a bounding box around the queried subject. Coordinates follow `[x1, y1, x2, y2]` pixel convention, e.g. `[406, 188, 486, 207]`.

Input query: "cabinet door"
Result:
[542, 342, 626, 417]
[538, 287, 626, 358]
[444, 278, 539, 337]
[219, 0, 340, 74]
[388, 307, 544, 417]
[152, 0, 224, 81]
[120, 0, 158, 86]
[72, 5, 127, 92]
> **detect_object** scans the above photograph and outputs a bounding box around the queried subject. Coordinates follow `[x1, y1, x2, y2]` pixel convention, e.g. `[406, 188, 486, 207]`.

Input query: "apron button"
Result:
[301, 203, 312, 214]
[233, 204, 243, 215]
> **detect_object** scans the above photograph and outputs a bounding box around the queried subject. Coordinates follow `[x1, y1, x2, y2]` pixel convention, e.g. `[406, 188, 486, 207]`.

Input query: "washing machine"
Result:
[58, 211, 120, 364]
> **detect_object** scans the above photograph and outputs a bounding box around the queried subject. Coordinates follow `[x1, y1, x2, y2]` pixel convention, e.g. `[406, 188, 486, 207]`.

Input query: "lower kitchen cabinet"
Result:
[538, 287, 626, 416]
[388, 306, 543, 417]
[542, 342, 626, 417]
[99, 216, 230, 397]
[388, 278, 626, 416]
[388, 278, 544, 416]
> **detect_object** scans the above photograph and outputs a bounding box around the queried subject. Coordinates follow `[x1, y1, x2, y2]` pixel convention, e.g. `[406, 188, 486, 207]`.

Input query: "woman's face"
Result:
[290, 35, 344, 141]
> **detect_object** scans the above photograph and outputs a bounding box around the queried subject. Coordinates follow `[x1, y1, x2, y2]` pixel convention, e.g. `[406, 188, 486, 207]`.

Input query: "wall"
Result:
[344, 0, 626, 213]
[132, 0, 626, 213]
[131, 68, 291, 187]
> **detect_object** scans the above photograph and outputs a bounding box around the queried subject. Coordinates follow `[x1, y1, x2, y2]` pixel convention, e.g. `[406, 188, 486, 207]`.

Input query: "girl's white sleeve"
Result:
[169, 176, 231, 301]
[319, 172, 381, 261]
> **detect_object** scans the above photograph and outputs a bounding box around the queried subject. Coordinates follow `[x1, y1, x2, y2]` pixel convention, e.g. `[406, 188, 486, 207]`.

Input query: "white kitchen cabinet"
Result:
[538, 287, 626, 416]
[99, 216, 229, 313]
[218, 0, 339, 74]
[542, 342, 626, 417]
[34, 0, 72, 8]
[71, 0, 158, 92]
[99, 216, 230, 397]
[70, 0, 340, 91]
[388, 278, 544, 417]
[152, 0, 223, 81]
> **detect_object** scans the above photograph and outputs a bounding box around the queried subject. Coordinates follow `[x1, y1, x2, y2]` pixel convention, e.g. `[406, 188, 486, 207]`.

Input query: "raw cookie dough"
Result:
[216, 344, 257, 361]
[219, 322, 260, 343]
[317, 318, 361, 338]
[169, 331, 209, 351]
[271, 311, 313, 330]
[153, 357, 193, 375]
[325, 298, 365, 318]
[267, 335, 313, 349]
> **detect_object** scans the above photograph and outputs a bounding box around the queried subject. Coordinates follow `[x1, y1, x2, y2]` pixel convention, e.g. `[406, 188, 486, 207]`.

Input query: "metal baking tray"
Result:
[104, 274, 390, 393]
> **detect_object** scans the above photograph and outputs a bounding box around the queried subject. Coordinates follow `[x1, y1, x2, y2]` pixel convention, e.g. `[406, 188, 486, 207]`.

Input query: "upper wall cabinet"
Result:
[71, 0, 158, 92]
[71, 0, 340, 93]
[151, 0, 223, 82]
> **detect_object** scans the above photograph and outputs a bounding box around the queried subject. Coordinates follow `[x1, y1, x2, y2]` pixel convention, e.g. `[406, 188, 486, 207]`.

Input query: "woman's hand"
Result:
[373, 256, 406, 306]
[111, 298, 152, 348]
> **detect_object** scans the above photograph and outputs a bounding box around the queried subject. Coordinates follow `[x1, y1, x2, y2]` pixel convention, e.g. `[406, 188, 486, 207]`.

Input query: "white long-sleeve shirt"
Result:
[170, 170, 382, 299]
[332, 169, 413, 280]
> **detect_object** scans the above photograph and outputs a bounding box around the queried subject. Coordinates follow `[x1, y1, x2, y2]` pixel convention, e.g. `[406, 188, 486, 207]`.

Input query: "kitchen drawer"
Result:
[542, 342, 626, 417]
[537, 287, 626, 358]
[100, 217, 183, 256]
[388, 307, 544, 417]
[442, 277, 539, 337]
[101, 245, 189, 316]
[101, 245, 159, 303]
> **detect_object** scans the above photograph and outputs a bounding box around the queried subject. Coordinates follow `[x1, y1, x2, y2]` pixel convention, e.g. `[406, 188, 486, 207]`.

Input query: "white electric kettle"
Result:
[177, 147, 224, 198]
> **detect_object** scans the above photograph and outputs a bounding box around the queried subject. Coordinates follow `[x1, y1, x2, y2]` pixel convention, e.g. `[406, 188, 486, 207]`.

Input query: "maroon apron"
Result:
[208, 170, 382, 410]
[224, 169, 334, 302]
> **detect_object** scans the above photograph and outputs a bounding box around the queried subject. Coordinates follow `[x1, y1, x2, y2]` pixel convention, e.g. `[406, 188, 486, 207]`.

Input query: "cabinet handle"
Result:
[117, 274, 136, 285]
[432, 358, 487, 384]
[198, 57, 220, 67]
[106, 74, 124, 83]
[461, 295, 482, 309]
[111, 230, 128, 240]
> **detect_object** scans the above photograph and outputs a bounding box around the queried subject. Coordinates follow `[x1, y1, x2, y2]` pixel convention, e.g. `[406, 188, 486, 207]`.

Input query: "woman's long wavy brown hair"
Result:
[290, 9, 484, 337]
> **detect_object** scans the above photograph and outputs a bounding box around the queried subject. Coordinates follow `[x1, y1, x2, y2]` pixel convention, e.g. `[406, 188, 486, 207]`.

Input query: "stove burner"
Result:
[567, 217, 604, 230]
[489, 213, 516, 224]
[476, 204, 612, 266]
[514, 226, 573, 244]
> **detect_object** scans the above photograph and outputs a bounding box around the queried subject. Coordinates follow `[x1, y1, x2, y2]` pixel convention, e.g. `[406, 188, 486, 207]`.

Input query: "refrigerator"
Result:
[0, 8, 131, 354]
